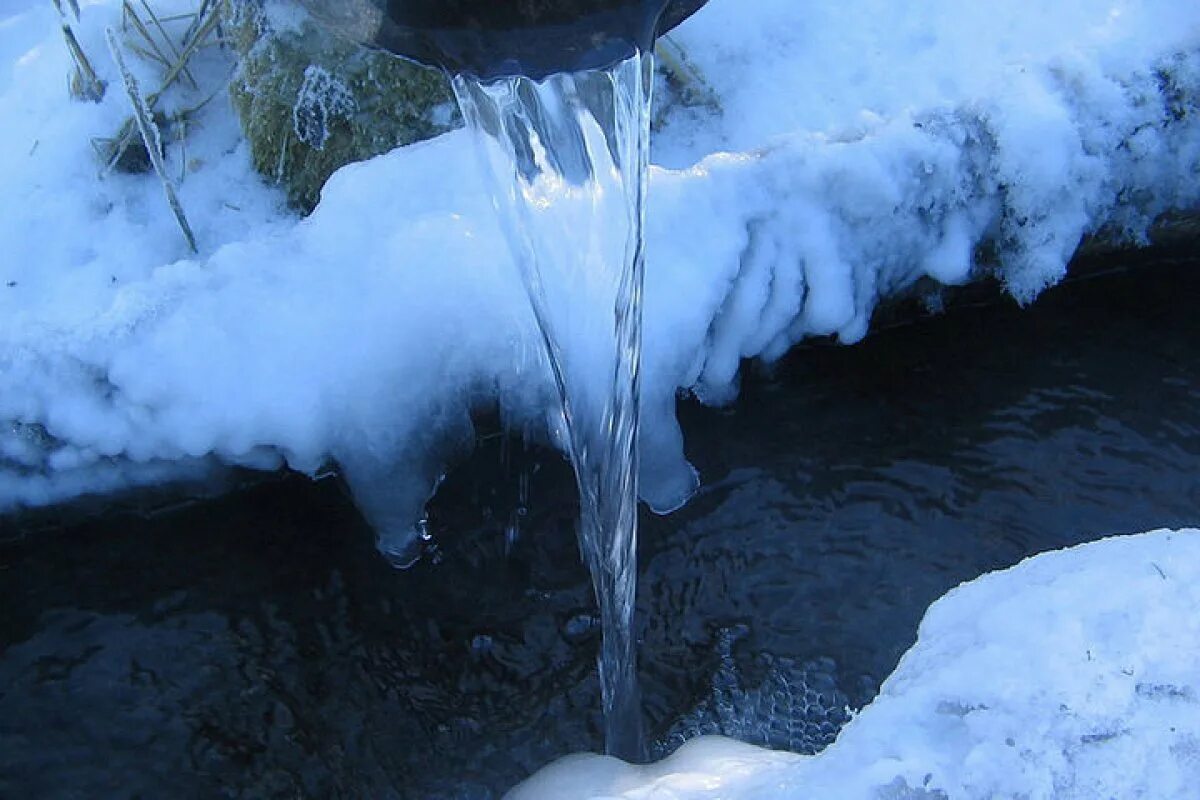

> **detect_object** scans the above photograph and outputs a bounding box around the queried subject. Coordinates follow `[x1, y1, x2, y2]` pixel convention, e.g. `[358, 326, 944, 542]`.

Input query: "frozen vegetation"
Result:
[511, 529, 1200, 799]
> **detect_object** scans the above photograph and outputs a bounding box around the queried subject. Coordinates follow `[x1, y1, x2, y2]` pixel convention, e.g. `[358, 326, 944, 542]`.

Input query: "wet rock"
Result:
[222, 0, 458, 213]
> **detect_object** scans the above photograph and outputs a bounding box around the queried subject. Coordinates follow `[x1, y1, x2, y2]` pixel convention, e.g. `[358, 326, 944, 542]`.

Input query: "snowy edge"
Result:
[0, 2, 1199, 530]
[509, 528, 1200, 799]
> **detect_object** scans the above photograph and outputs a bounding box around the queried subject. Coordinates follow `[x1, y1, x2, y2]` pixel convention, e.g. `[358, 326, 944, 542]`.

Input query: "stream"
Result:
[2, 247, 1199, 799]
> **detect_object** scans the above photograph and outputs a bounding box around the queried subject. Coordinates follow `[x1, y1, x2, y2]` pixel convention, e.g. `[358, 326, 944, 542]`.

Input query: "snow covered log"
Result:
[1, 0, 1199, 533]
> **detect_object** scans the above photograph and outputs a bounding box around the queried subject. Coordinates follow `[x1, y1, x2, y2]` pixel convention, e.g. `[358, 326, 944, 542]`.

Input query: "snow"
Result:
[1, 0, 1199, 531]
[508, 529, 1200, 799]
[4, 4, 1200, 795]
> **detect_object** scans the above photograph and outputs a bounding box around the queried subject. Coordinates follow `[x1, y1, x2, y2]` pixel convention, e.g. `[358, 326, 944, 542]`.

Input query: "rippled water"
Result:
[2, 249, 1199, 798]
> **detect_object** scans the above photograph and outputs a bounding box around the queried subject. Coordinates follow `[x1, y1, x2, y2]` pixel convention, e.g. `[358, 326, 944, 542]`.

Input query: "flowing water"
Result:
[451, 52, 656, 761]
[4, 251, 1200, 799]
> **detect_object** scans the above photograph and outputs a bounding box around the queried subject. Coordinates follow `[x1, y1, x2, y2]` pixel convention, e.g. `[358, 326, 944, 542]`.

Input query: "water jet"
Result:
[296, 0, 710, 763]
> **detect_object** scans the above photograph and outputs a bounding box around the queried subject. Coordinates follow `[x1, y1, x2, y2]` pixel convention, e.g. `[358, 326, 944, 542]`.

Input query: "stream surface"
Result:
[2, 248, 1199, 798]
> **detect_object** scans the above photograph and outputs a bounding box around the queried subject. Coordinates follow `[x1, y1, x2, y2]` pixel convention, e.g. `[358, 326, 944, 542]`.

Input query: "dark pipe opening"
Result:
[297, 0, 708, 80]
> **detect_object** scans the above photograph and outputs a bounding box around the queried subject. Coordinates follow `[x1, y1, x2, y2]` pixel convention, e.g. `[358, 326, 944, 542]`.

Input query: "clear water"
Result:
[451, 52, 655, 761]
[4, 251, 1200, 799]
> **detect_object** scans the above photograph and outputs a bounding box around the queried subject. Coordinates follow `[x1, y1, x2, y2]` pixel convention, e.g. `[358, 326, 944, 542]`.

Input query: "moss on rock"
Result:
[222, 0, 457, 213]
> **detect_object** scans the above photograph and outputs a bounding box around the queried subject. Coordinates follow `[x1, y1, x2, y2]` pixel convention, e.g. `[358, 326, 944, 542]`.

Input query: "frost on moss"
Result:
[222, 0, 457, 213]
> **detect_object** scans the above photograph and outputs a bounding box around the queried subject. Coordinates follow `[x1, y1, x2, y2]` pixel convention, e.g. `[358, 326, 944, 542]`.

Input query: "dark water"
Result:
[3, 249, 1200, 798]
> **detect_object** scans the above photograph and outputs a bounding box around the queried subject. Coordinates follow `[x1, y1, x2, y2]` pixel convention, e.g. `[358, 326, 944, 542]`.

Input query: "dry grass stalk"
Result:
[61, 24, 106, 102]
[106, 26, 198, 253]
[51, 0, 80, 22]
[123, 0, 198, 89]
[656, 35, 721, 112]
[99, 0, 223, 173]
[151, 4, 222, 103]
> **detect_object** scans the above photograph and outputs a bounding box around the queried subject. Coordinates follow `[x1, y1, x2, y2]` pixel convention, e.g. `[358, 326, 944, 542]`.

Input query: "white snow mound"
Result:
[509, 529, 1200, 799]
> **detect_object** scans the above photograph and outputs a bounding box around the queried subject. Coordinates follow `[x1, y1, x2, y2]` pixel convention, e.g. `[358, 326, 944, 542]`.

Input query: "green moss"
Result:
[222, 0, 457, 213]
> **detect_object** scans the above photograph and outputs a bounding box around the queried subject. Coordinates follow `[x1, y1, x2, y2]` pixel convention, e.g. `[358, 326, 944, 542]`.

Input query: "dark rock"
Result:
[222, 0, 458, 213]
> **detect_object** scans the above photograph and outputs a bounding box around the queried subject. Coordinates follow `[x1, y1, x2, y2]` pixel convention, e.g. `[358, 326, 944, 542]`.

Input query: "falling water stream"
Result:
[451, 51, 655, 761]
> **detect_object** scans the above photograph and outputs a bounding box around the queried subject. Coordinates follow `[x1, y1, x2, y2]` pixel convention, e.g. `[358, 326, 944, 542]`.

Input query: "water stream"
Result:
[451, 51, 655, 761]
[4, 249, 1199, 798]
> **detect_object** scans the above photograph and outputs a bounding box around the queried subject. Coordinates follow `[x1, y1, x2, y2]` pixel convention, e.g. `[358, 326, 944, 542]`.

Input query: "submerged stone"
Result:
[222, 0, 458, 213]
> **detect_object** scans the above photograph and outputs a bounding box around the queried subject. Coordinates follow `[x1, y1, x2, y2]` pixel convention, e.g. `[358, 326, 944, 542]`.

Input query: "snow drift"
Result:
[1, 0, 1199, 531]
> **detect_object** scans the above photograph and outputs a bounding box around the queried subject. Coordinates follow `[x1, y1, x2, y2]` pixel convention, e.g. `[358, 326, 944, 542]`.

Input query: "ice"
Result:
[508, 529, 1200, 799]
[0, 0, 1199, 537]
[292, 64, 356, 151]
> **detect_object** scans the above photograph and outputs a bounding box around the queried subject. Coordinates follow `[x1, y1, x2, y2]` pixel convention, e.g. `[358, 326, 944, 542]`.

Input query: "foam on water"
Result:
[451, 51, 660, 761]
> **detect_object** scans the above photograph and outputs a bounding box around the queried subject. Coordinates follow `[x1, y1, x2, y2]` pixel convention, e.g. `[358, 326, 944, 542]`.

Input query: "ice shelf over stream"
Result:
[1, 0, 1199, 523]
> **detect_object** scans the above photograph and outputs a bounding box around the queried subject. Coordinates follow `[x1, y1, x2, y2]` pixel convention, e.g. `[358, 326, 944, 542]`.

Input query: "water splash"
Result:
[452, 52, 655, 761]
[655, 625, 852, 759]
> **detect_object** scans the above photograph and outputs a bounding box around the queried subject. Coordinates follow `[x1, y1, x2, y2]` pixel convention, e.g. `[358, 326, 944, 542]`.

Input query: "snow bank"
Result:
[510, 529, 1200, 799]
[1, 0, 1199, 529]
